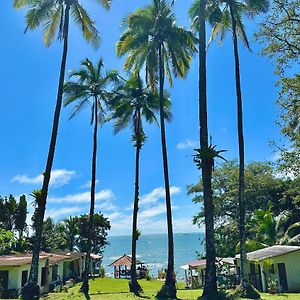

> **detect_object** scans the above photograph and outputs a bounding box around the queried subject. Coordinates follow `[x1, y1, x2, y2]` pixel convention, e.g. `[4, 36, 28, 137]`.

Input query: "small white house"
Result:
[0, 254, 49, 295]
[181, 257, 235, 288]
[236, 245, 300, 292]
[0, 251, 87, 297]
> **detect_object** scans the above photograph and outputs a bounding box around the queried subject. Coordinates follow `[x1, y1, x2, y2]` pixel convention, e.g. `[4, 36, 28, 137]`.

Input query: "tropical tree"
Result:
[64, 58, 118, 295]
[189, 0, 221, 298]
[64, 216, 79, 252]
[252, 208, 300, 246]
[14, 195, 27, 240]
[13, 1, 112, 298]
[206, 0, 269, 296]
[110, 73, 171, 294]
[116, 1, 196, 297]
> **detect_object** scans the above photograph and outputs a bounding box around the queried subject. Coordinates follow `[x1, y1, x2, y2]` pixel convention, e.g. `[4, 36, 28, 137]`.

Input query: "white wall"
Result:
[237, 250, 300, 292]
[0, 258, 48, 292]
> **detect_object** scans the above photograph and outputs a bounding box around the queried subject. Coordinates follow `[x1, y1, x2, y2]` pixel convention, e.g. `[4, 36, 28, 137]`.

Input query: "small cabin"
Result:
[0, 254, 49, 297]
[235, 245, 300, 292]
[181, 257, 235, 289]
[0, 251, 88, 298]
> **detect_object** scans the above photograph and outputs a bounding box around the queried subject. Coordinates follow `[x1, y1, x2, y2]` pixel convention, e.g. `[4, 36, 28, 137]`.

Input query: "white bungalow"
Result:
[0, 251, 87, 296]
[181, 257, 235, 289]
[235, 245, 300, 292]
[0, 254, 50, 296]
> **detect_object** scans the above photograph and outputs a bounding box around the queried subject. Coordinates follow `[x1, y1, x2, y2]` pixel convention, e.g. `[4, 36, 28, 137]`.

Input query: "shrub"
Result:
[99, 266, 105, 278]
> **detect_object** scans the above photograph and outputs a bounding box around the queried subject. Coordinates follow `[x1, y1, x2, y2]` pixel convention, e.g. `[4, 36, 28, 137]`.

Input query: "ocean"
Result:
[102, 233, 204, 281]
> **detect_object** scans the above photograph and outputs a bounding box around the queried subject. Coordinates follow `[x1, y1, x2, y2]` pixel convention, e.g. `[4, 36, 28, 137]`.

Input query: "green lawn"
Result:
[38, 278, 300, 300]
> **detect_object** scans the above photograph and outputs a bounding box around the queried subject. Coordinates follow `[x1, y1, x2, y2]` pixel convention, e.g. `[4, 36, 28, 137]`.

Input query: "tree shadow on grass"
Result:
[88, 291, 151, 299]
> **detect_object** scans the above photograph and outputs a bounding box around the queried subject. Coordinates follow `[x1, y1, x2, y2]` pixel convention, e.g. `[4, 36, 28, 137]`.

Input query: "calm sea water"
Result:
[102, 233, 204, 281]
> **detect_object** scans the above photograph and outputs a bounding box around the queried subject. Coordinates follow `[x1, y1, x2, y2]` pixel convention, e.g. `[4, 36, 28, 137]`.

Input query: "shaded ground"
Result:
[36, 278, 300, 300]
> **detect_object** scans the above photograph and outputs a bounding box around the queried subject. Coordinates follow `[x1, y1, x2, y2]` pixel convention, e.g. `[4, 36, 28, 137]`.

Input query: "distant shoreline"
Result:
[108, 232, 204, 238]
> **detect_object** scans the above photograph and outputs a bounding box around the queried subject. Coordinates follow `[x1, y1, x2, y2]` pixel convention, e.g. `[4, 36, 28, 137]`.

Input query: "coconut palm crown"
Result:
[116, 0, 197, 90]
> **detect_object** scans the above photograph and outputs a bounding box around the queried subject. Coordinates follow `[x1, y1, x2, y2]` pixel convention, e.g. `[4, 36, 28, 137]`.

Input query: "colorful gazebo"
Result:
[109, 254, 147, 279]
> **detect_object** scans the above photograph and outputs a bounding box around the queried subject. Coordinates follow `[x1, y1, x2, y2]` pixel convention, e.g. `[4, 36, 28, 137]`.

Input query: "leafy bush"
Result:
[145, 269, 152, 281]
[99, 266, 105, 278]
[157, 268, 166, 280]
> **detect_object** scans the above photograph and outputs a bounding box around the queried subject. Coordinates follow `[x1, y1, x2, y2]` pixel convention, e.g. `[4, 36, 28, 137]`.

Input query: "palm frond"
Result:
[71, 3, 100, 48]
[95, 0, 112, 10]
[43, 4, 63, 47]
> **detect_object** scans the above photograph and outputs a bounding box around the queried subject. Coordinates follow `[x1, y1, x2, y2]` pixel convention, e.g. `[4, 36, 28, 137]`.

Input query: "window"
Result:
[41, 267, 47, 287]
[0, 271, 9, 289]
[21, 270, 28, 287]
[270, 264, 275, 274]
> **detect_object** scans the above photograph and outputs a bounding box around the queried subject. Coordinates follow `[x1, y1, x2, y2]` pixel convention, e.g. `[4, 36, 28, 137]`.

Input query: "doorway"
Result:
[277, 263, 288, 291]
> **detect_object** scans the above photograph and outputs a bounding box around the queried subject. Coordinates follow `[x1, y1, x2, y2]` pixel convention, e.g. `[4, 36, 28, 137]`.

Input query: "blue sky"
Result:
[0, 0, 280, 236]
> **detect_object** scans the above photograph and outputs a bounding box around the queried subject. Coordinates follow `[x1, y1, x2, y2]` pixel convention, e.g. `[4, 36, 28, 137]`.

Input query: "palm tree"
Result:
[13, 1, 112, 298]
[116, 1, 196, 297]
[110, 73, 171, 294]
[64, 58, 118, 295]
[64, 216, 79, 252]
[207, 0, 269, 295]
[189, 0, 220, 297]
[252, 208, 300, 246]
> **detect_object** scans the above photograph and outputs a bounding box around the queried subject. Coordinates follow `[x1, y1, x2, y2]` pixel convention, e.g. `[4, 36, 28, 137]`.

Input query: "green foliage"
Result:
[257, 0, 300, 175]
[0, 229, 16, 255]
[99, 266, 106, 278]
[0, 195, 29, 254]
[230, 283, 261, 299]
[64, 58, 119, 123]
[135, 229, 141, 241]
[76, 213, 111, 254]
[193, 145, 226, 170]
[33, 217, 68, 252]
[14, 195, 27, 239]
[189, 161, 300, 256]
[256, 0, 300, 75]
[110, 73, 168, 148]
[0, 195, 17, 230]
[13, 0, 112, 48]
[64, 216, 79, 251]
[116, 0, 197, 90]
[145, 269, 152, 281]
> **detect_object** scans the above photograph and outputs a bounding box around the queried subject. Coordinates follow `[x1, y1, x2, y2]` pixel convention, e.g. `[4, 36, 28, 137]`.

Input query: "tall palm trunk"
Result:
[229, 5, 247, 288]
[157, 45, 176, 299]
[21, 5, 70, 300]
[81, 96, 99, 295]
[198, 0, 218, 297]
[129, 122, 142, 294]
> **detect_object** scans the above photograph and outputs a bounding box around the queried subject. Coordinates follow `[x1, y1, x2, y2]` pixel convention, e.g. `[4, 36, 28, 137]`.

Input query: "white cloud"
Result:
[105, 212, 125, 221]
[45, 206, 84, 220]
[80, 180, 99, 189]
[95, 200, 117, 211]
[11, 169, 76, 188]
[176, 139, 198, 150]
[48, 189, 114, 204]
[139, 204, 179, 221]
[139, 186, 181, 207]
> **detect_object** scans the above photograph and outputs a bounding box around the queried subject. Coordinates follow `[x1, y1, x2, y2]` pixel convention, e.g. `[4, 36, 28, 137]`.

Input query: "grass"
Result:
[37, 278, 300, 300]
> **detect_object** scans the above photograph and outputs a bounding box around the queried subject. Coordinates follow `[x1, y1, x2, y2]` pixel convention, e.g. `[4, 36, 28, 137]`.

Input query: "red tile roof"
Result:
[0, 254, 49, 267]
[0, 252, 86, 267]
